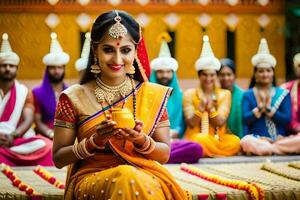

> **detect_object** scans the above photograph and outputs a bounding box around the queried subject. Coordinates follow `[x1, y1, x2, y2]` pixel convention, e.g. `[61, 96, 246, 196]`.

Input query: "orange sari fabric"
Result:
[54, 81, 192, 200]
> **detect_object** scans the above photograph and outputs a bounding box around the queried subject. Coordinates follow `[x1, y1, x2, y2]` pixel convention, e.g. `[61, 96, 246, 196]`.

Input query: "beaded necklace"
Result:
[94, 76, 137, 149]
[94, 75, 137, 120]
[95, 76, 137, 150]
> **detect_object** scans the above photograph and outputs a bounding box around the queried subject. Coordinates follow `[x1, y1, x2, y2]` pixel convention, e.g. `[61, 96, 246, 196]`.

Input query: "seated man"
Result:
[183, 35, 240, 157]
[150, 33, 203, 163]
[0, 33, 52, 166]
[150, 33, 186, 138]
[33, 32, 69, 139]
[218, 58, 244, 138]
[241, 38, 295, 155]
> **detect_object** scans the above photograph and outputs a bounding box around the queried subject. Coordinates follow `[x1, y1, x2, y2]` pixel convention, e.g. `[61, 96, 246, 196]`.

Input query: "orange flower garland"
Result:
[1, 163, 41, 199]
[180, 163, 264, 200]
[33, 166, 65, 189]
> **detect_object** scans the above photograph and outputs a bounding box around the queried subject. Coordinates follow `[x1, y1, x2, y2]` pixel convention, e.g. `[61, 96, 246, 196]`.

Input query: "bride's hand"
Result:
[118, 120, 146, 146]
[94, 119, 120, 145]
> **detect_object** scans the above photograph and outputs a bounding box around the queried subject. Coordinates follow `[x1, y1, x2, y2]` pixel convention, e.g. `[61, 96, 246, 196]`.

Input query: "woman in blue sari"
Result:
[241, 38, 292, 155]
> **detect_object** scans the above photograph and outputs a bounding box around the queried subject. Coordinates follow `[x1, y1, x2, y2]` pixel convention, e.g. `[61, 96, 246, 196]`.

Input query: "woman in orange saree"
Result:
[52, 10, 191, 200]
[183, 35, 240, 157]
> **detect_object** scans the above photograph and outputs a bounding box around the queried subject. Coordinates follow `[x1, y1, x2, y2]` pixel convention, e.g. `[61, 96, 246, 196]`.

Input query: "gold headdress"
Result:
[108, 10, 128, 39]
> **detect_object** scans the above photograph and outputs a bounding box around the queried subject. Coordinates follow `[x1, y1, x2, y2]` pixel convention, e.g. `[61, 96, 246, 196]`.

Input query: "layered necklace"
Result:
[94, 75, 137, 120]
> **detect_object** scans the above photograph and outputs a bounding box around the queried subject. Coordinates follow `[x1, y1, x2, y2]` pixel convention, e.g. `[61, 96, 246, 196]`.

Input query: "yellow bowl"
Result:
[111, 108, 135, 129]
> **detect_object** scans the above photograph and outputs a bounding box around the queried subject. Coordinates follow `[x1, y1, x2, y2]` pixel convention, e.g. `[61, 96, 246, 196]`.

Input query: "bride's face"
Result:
[94, 33, 136, 79]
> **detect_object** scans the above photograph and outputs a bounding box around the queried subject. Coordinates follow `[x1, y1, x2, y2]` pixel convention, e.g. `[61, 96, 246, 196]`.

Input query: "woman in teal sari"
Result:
[218, 58, 244, 138]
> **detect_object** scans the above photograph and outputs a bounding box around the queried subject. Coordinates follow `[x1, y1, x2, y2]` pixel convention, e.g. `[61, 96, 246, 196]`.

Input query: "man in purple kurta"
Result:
[32, 32, 69, 139]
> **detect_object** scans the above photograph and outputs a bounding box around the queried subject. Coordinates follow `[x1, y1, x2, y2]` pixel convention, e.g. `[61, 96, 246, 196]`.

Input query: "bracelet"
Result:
[72, 144, 84, 159]
[46, 130, 54, 138]
[141, 137, 156, 154]
[135, 135, 150, 152]
[252, 107, 262, 118]
[257, 106, 263, 112]
[209, 111, 218, 118]
[72, 138, 95, 160]
[267, 107, 276, 118]
[134, 136, 156, 155]
[194, 110, 202, 118]
[88, 135, 106, 150]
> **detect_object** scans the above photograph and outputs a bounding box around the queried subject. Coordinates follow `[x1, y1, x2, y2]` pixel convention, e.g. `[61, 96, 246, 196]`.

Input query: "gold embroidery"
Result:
[54, 119, 75, 129]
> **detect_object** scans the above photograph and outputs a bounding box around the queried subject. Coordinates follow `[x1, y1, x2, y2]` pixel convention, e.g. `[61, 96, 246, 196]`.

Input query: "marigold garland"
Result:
[180, 163, 265, 200]
[33, 166, 65, 189]
[175, 176, 226, 200]
[1, 163, 42, 199]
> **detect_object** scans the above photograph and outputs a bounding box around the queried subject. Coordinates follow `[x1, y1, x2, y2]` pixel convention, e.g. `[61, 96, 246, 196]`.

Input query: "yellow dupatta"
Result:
[64, 82, 191, 200]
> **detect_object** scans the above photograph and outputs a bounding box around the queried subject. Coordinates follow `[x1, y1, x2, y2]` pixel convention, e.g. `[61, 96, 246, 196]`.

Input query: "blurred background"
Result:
[0, 0, 299, 89]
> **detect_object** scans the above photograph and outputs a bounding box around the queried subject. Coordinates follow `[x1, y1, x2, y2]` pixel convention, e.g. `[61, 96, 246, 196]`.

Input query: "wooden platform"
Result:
[1, 159, 300, 200]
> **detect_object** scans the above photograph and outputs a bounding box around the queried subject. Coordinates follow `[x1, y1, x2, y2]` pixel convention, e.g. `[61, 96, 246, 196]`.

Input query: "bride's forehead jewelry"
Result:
[108, 10, 128, 39]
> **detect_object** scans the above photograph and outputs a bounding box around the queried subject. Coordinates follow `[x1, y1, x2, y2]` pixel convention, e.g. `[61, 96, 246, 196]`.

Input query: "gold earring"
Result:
[126, 65, 135, 75]
[91, 57, 101, 74]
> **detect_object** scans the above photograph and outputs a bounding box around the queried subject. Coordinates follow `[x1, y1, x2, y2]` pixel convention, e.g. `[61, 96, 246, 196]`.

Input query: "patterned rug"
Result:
[198, 155, 300, 164]
[1, 161, 300, 200]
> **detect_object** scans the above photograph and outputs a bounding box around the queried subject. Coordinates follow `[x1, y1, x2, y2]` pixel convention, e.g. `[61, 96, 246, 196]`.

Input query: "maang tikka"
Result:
[108, 10, 128, 39]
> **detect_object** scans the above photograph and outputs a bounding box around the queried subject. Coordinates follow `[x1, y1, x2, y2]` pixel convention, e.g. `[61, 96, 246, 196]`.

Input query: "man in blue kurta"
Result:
[150, 34, 185, 138]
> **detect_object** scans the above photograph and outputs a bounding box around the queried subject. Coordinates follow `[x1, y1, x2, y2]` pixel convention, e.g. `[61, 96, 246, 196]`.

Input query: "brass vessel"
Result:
[111, 107, 135, 129]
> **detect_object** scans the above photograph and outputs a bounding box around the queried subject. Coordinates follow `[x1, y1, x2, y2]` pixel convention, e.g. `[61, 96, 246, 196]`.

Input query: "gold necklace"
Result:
[95, 77, 137, 150]
[95, 76, 132, 104]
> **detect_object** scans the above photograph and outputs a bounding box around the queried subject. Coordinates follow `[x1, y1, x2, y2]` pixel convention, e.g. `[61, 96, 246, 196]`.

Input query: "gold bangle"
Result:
[135, 135, 149, 150]
[81, 138, 95, 157]
[134, 137, 156, 155]
[140, 137, 156, 155]
[77, 140, 86, 159]
[194, 110, 202, 118]
[46, 129, 54, 138]
[209, 111, 218, 118]
[72, 144, 84, 159]
[134, 135, 151, 153]
[72, 138, 95, 160]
